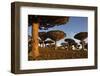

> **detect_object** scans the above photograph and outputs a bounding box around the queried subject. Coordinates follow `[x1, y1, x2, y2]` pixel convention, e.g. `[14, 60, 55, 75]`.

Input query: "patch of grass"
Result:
[28, 47, 88, 60]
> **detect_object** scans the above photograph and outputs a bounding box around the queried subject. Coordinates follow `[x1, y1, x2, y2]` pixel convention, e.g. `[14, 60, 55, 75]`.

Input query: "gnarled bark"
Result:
[32, 22, 40, 58]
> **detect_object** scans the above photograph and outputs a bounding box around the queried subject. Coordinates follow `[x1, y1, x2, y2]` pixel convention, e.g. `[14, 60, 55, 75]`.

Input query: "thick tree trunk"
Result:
[81, 40, 85, 51]
[50, 43, 51, 48]
[42, 41, 45, 48]
[55, 41, 57, 50]
[68, 44, 72, 51]
[32, 22, 40, 58]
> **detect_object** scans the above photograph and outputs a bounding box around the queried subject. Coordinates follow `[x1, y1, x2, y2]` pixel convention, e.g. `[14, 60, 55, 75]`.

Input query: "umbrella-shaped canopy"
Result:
[64, 38, 76, 45]
[61, 42, 68, 46]
[28, 15, 69, 30]
[47, 30, 66, 41]
[74, 32, 88, 41]
[39, 32, 47, 41]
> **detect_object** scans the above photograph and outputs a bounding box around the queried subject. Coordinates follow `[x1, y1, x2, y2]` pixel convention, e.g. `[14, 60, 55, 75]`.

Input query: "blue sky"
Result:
[28, 16, 88, 46]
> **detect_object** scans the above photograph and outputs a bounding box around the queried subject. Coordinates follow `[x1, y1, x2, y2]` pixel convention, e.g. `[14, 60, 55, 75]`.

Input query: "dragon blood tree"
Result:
[74, 32, 88, 50]
[47, 30, 66, 50]
[64, 38, 76, 51]
[39, 32, 47, 48]
[61, 42, 68, 49]
[28, 15, 69, 58]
